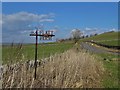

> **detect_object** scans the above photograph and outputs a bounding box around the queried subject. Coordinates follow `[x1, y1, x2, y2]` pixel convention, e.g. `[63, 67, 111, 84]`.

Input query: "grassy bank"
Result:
[96, 40, 119, 46]
[80, 31, 119, 46]
[3, 48, 104, 88]
[83, 32, 119, 41]
[95, 53, 119, 88]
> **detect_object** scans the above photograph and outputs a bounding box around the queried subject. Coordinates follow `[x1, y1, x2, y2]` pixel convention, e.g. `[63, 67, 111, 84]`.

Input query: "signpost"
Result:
[30, 28, 55, 79]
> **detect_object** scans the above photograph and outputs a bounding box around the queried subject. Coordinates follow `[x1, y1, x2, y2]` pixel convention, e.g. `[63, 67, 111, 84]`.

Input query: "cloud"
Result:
[109, 28, 118, 31]
[83, 27, 118, 36]
[39, 19, 54, 22]
[0, 14, 2, 26]
[2, 11, 55, 43]
[85, 27, 98, 31]
[85, 27, 92, 31]
[2, 11, 55, 31]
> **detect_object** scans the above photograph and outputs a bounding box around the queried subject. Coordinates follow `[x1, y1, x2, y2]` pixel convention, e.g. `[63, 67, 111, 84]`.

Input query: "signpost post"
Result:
[30, 28, 55, 79]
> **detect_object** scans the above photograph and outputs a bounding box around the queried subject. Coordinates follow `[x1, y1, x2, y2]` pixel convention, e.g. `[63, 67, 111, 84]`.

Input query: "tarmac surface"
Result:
[80, 42, 119, 55]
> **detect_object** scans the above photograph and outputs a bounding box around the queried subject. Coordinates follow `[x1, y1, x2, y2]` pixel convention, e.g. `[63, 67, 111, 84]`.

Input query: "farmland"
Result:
[96, 39, 119, 46]
[80, 31, 119, 46]
[2, 42, 74, 64]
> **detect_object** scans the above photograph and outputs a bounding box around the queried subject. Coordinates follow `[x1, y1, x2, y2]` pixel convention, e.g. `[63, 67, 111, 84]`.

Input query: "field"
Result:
[80, 31, 119, 46]
[96, 40, 119, 46]
[2, 42, 74, 64]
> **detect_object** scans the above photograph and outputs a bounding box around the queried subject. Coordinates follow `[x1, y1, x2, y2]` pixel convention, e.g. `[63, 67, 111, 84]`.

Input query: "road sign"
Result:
[30, 28, 55, 79]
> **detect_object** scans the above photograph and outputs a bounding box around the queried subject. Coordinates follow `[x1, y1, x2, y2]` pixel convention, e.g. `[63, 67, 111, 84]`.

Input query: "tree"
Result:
[71, 29, 82, 43]
[86, 35, 89, 38]
[94, 33, 98, 36]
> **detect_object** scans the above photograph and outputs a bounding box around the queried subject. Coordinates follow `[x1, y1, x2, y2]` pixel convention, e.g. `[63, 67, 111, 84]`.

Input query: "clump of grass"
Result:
[37, 49, 104, 88]
[3, 48, 104, 88]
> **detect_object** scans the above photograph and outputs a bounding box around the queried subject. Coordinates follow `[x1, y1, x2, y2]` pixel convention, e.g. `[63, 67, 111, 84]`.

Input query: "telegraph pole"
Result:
[35, 30, 38, 79]
[30, 28, 55, 79]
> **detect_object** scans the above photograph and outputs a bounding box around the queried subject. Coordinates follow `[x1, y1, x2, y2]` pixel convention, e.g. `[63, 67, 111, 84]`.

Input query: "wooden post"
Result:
[34, 30, 38, 79]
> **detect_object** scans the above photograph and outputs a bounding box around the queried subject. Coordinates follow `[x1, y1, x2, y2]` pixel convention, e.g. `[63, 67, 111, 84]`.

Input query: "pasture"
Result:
[96, 39, 119, 46]
[80, 31, 119, 46]
[2, 42, 74, 64]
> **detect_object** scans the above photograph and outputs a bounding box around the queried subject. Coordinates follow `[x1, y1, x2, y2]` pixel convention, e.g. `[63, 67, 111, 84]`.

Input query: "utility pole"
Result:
[30, 28, 55, 79]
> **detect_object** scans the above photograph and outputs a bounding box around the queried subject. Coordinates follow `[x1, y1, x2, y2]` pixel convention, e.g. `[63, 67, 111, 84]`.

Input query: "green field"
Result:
[2, 42, 74, 64]
[97, 40, 119, 46]
[80, 31, 119, 46]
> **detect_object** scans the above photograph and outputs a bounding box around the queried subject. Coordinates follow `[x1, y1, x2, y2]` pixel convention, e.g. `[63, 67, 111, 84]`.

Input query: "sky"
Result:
[2, 2, 118, 43]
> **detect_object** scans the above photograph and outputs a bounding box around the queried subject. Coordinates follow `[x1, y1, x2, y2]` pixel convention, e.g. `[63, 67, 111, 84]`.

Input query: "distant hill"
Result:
[81, 31, 119, 46]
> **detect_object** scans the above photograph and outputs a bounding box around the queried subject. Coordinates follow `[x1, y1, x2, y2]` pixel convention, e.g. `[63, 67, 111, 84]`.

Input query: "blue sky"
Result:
[2, 2, 118, 43]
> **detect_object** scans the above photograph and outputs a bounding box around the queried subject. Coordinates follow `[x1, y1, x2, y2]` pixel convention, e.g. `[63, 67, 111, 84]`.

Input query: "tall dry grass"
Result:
[2, 48, 104, 88]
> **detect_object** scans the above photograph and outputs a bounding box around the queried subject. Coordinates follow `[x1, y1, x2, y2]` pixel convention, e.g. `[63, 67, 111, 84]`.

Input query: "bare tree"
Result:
[71, 29, 82, 43]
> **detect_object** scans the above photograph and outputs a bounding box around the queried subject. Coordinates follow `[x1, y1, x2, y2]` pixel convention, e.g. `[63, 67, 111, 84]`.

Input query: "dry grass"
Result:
[2, 48, 104, 88]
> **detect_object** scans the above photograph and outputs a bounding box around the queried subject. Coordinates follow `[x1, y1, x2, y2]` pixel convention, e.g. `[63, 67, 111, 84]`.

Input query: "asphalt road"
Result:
[80, 42, 119, 55]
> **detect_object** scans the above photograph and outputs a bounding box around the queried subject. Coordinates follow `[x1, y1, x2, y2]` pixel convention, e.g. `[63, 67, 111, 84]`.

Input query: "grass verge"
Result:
[95, 53, 119, 88]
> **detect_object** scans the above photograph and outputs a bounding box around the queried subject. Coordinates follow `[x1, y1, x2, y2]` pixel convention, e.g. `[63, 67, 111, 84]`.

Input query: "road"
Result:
[80, 42, 119, 55]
